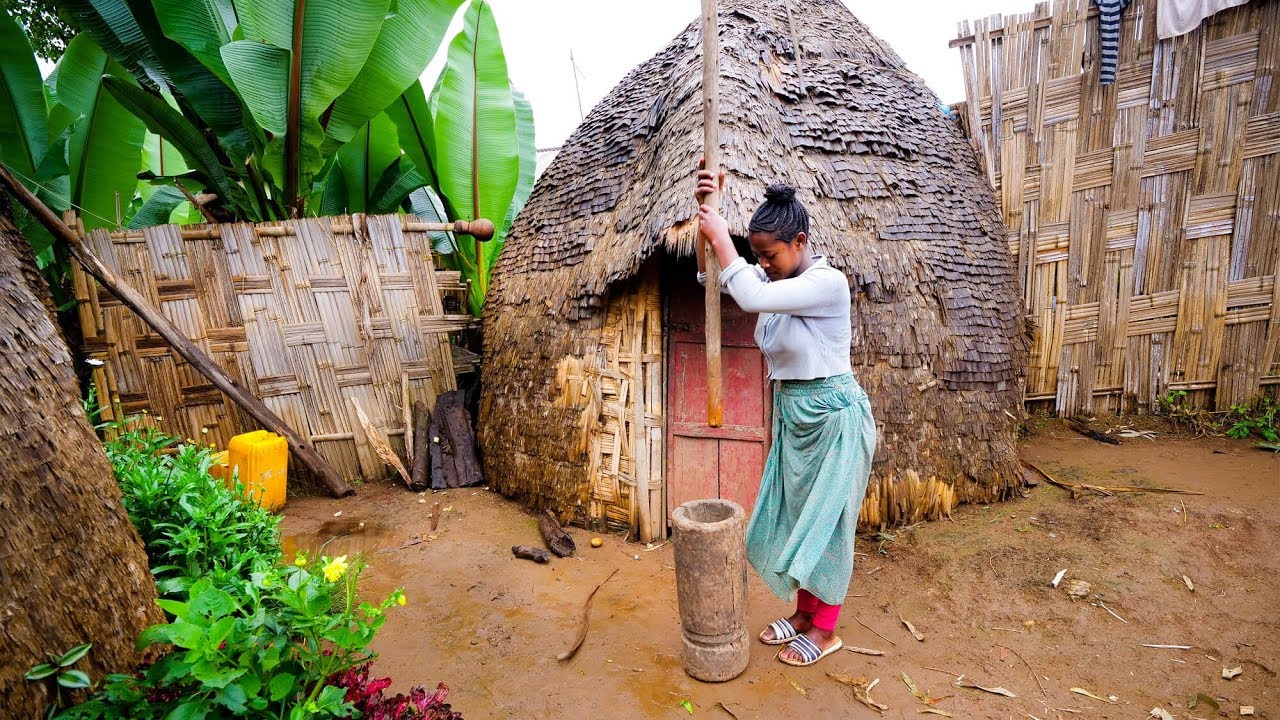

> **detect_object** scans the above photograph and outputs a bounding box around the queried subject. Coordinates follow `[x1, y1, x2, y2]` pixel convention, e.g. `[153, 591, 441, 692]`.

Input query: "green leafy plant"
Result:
[2, 9, 142, 306]
[1225, 397, 1277, 442]
[25, 643, 94, 719]
[1156, 389, 1278, 442]
[70, 557, 409, 719]
[1, 0, 77, 61]
[65, 412, 458, 718]
[104, 415, 280, 596]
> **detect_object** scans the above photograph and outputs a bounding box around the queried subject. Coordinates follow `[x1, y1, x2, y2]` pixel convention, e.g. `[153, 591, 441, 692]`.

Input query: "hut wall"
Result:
[481, 265, 665, 539]
[584, 267, 665, 539]
[71, 213, 469, 484]
[956, 0, 1280, 414]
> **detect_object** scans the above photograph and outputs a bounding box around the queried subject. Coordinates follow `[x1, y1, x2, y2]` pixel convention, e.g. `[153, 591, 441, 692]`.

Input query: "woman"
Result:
[695, 167, 877, 667]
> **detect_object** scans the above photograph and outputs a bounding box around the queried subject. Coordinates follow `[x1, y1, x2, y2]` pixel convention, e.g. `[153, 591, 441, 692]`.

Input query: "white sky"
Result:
[36, 0, 1024, 150]
[476, 0, 1025, 149]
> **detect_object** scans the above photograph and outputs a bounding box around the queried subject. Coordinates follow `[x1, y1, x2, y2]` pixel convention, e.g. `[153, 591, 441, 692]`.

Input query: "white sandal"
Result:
[777, 634, 843, 667]
[758, 618, 800, 645]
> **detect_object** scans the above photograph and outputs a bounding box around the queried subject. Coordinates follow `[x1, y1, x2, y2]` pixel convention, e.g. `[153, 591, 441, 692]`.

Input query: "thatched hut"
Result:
[480, 0, 1029, 541]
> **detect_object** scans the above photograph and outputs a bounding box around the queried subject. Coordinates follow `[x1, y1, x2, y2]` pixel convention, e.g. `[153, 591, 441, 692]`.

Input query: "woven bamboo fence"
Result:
[71, 212, 476, 484]
[954, 0, 1280, 414]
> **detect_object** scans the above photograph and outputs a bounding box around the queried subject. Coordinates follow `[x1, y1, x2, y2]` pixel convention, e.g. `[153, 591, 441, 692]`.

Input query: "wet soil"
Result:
[281, 420, 1279, 719]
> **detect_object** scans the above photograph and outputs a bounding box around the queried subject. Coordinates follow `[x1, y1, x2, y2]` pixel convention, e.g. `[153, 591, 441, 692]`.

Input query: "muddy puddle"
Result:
[281, 516, 397, 558]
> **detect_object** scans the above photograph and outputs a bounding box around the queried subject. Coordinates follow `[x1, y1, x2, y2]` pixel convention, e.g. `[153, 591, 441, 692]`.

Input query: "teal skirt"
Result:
[744, 373, 876, 606]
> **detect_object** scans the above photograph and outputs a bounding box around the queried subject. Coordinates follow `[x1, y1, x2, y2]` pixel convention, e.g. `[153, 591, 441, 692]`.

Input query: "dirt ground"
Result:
[281, 420, 1279, 719]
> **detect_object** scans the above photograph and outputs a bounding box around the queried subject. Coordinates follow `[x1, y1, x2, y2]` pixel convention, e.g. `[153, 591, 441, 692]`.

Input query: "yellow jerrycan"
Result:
[213, 430, 289, 511]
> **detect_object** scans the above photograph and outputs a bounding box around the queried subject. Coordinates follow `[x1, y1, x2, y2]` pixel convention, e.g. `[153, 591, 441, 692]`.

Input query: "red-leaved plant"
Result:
[330, 663, 462, 720]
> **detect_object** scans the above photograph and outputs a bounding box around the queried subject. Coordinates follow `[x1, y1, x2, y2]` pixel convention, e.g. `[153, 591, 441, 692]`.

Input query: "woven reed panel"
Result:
[72, 214, 472, 484]
[956, 0, 1280, 414]
[541, 268, 665, 539]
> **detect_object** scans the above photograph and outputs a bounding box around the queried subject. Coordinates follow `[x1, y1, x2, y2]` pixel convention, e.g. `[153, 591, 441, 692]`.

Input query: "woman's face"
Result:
[748, 231, 808, 281]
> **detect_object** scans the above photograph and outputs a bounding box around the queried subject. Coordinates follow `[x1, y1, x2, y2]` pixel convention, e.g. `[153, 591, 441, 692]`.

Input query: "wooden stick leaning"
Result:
[0, 163, 355, 498]
[701, 0, 723, 428]
[1020, 459, 1202, 497]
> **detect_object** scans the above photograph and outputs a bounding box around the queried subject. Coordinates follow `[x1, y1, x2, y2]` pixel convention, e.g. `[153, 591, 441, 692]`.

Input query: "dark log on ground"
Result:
[428, 390, 483, 489]
[410, 401, 431, 491]
[1066, 418, 1122, 445]
[512, 545, 552, 563]
[539, 509, 576, 557]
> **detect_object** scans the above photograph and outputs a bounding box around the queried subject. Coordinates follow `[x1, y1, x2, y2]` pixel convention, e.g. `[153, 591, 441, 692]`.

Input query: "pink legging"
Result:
[797, 589, 842, 631]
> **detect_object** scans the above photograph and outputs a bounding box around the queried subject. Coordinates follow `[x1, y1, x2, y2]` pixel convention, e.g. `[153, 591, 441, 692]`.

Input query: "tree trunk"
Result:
[0, 197, 164, 716]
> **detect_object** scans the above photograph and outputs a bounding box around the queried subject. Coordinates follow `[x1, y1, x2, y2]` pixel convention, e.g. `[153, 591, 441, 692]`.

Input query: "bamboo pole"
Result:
[0, 164, 355, 498]
[701, 0, 724, 428]
[175, 217, 495, 240]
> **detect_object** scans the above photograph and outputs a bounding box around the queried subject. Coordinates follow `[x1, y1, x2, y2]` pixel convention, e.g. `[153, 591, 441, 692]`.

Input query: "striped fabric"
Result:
[1095, 0, 1133, 84]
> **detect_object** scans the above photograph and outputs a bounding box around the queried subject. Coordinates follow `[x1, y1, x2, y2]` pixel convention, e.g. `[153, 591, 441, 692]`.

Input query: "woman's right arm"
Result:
[694, 161, 723, 276]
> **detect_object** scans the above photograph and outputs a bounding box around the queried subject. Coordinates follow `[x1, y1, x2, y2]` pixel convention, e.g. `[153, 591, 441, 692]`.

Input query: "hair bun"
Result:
[763, 183, 797, 203]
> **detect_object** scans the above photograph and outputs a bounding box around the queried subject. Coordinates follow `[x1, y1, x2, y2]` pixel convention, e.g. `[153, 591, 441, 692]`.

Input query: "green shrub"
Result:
[1225, 397, 1277, 442]
[68, 555, 405, 719]
[104, 417, 280, 596]
[60, 415, 460, 719]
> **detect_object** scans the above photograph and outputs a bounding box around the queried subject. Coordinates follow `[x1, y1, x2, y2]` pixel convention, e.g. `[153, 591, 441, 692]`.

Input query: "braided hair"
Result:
[748, 183, 809, 242]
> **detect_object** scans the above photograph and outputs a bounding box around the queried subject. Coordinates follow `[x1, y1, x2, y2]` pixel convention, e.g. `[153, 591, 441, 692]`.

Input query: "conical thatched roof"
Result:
[481, 0, 1029, 528]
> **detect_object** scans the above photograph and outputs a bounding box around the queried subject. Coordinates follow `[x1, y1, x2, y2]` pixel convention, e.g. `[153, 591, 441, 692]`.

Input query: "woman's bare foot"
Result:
[760, 610, 814, 642]
[778, 627, 838, 663]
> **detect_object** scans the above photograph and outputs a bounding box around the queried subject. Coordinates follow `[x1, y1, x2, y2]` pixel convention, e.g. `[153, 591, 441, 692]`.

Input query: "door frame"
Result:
[662, 258, 772, 521]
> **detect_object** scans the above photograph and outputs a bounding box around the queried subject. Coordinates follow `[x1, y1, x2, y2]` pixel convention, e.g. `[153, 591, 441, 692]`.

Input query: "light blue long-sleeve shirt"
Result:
[699, 255, 852, 380]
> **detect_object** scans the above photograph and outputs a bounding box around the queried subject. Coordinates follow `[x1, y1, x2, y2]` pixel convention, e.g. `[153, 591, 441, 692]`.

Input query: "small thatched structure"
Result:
[481, 0, 1029, 540]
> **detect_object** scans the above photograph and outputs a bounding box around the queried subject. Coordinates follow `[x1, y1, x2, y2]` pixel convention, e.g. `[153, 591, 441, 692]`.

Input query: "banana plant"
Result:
[1, 7, 63, 264]
[13, 0, 535, 316]
[2, 13, 146, 304]
[428, 0, 534, 314]
[62, 0, 465, 217]
[49, 39, 148, 232]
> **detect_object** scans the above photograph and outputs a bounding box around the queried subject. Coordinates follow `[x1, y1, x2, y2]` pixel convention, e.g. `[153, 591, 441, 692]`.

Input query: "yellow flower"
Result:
[322, 555, 349, 582]
[397, 593, 407, 607]
[294, 554, 307, 567]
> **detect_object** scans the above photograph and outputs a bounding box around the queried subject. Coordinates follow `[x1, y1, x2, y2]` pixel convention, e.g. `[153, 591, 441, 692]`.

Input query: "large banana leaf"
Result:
[132, 132, 195, 227]
[127, 184, 187, 228]
[226, 0, 390, 207]
[325, 0, 464, 146]
[59, 0, 168, 89]
[49, 36, 146, 232]
[501, 87, 535, 244]
[0, 9, 49, 181]
[64, 0, 251, 165]
[407, 185, 457, 255]
[101, 75, 236, 211]
[151, 0, 236, 86]
[432, 0, 519, 314]
[369, 156, 429, 215]
[386, 79, 441, 201]
[1, 9, 64, 267]
[323, 111, 402, 214]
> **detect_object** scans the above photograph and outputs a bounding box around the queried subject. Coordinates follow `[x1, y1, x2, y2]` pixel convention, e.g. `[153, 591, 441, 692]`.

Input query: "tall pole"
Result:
[701, 0, 723, 428]
[570, 50, 585, 122]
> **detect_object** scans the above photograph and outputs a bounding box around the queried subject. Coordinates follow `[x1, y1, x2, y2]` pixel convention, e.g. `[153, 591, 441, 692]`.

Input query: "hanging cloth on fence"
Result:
[1157, 0, 1250, 38]
[1094, 0, 1133, 85]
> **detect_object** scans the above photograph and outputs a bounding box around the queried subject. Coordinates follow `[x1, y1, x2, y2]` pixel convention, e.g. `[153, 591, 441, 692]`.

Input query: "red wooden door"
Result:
[666, 269, 770, 517]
